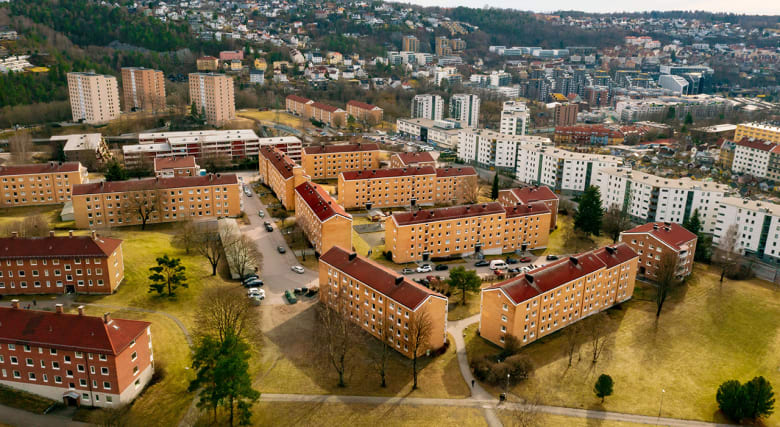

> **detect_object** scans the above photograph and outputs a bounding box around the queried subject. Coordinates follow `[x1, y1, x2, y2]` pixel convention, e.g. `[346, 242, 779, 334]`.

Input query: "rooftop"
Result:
[51, 134, 104, 152]
[621, 222, 697, 251]
[72, 174, 237, 196]
[294, 182, 351, 222]
[0, 233, 122, 259]
[504, 202, 551, 218]
[286, 94, 312, 104]
[310, 101, 343, 113]
[734, 138, 778, 152]
[303, 142, 380, 155]
[503, 186, 559, 203]
[720, 197, 780, 217]
[0, 162, 82, 177]
[393, 202, 505, 226]
[600, 168, 730, 192]
[341, 166, 436, 181]
[320, 246, 444, 311]
[347, 100, 382, 110]
[138, 129, 259, 141]
[435, 166, 477, 177]
[394, 152, 435, 166]
[260, 146, 300, 179]
[154, 156, 198, 171]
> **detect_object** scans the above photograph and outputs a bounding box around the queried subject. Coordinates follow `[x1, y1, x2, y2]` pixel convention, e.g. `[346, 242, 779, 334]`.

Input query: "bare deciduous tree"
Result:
[9, 130, 32, 164]
[172, 219, 198, 255]
[196, 231, 223, 276]
[194, 286, 255, 343]
[315, 304, 358, 388]
[225, 235, 262, 280]
[461, 176, 481, 204]
[655, 252, 683, 318]
[367, 327, 391, 388]
[515, 393, 542, 427]
[121, 189, 161, 230]
[602, 204, 632, 244]
[408, 309, 433, 390]
[564, 321, 583, 368]
[3, 215, 50, 237]
[585, 313, 609, 364]
[714, 224, 740, 283]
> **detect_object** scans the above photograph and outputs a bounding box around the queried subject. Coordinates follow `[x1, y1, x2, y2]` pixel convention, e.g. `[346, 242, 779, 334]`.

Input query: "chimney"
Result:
[569, 256, 579, 266]
[395, 276, 403, 285]
[78, 305, 85, 316]
[68, 230, 74, 237]
[10, 231, 17, 238]
[49, 231, 55, 237]
[55, 304, 63, 314]
[103, 312, 112, 324]
[605, 246, 616, 255]
[653, 224, 659, 230]
[91, 230, 97, 240]
[525, 274, 534, 283]
[11, 299, 20, 309]
[348, 252, 357, 261]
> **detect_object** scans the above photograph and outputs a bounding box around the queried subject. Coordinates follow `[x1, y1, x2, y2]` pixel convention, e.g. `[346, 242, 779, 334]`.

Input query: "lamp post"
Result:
[657, 389, 665, 425]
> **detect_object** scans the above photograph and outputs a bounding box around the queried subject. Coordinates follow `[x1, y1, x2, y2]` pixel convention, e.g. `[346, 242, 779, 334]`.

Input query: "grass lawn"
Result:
[256, 302, 469, 399]
[251, 402, 487, 426]
[448, 283, 492, 321]
[535, 215, 612, 257]
[0, 205, 61, 226]
[0, 384, 56, 414]
[351, 228, 415, 270]
[238, 109, 309, 129]
[467, 264, 780, 425]
[497, 412, 647, 427]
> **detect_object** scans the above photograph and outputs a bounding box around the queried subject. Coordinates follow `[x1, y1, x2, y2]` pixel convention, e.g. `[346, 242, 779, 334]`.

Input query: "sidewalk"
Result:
[0, 404, 91, 427]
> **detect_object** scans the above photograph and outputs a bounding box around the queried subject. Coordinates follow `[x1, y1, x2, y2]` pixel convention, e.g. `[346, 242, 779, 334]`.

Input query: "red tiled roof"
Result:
[394, 152, 435, 166]
[620, 222, 697, 251]
[435, 166, 477, 177]
[311, 101, 343, 113]
[347, 100, 382, 111]
[504, 186, 559, 203]
[393, 202, 505, 226]
[153, 156, 197, 171]
[72, 174, 237, 196]
[0, 162, 81, 177]
[0, 307, 150, 355]
[504, 201, 551, 218]
[735, 138, 778, 152]
[260, 146, 299, 179]
[286, 94, 312, 104]
[0, 234, 122, 259]
[303, 143, 379, 155]
[320, 246, 444, 311]
[295, 182, 351, 222]
[198, 56, 218, 61]
[341, 166, 435, 181]
[593, 243, 639, 268]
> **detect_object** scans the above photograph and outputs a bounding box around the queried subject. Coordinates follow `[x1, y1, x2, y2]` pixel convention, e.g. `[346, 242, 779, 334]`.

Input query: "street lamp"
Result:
[657, 389, 666, 425]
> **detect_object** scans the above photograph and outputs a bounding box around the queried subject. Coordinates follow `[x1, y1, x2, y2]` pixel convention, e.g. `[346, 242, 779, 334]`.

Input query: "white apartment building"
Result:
[397, 118, 462, 150]
[731, 138, 779, 179]
[67, 72, 121, 124]
[499, 100, 529, 136]
[411, 94, 444, 121]
[714, 197, 780, 262]
[515, 146, 622, 194]
[449, 94, 480, 128]
[596, 168, 730, 234]
[458, 129, 551, 170]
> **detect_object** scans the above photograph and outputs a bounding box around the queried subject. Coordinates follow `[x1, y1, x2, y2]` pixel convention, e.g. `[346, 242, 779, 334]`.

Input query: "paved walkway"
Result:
[0, 404, 91, 427]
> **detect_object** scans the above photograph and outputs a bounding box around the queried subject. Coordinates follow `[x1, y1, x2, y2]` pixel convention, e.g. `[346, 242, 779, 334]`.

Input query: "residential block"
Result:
[346, 101, 384, 125]
[498, 186, 560, 230]
[121, 67, 165, 113]
[294, 182, 352, 255]
[67, 72, 120, 125]
[388, 152, 436, 169]
[619, 222, 697, 280]
[188, 73, 235, 126]
[301, 143, 380, 180]
[0, 162, 87, 208]
[258, 147, 309, 210]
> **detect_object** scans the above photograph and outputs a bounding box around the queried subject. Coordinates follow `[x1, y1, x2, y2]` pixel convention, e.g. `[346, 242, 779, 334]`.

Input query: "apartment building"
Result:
[385, 202, 551, 263]
[434, 166, 479, 205]
[153, 157, 200, 178]
[283, 95, 347, 128]
[389, 152, 436, 168]
[619, 222, 697, 280]
[515, 145, 622, 194]
[338, 166, 437, 210]
[121, 67, 165, 112]
[554, 103, 579, 127]
[479, 244, 638, 348]
[294, 182, 352, 255]
[318, 246, 448, 359]
[188, 73, 235, 126]
[0, 303, 153, 407]
[499, 100, 529, 136]
[285, 94, 312, 116]
[596, 168, 729, 234]
[457, 129, 552, 170]
[67, 72, 120, 125]
[733, 123, 780, 143]
[730, 138, 780, 179]
[258, 147, 309, 210]
[713, 197, 780, 263]
[346, 101, 384, 125]
[449, 94, 480, 128]
[411, 95, 444, 121]
[498, 186, 560, 229]
[0, 162, 87, 208]
[53, 134, 111, 169]
[395, 118, 462, 150]
[301, 143, 380, 180]
[553, 125, 625, 145]
[0, 231, 124, 295]
[402, 35, 420, 52]
[71, 174, 240, 229]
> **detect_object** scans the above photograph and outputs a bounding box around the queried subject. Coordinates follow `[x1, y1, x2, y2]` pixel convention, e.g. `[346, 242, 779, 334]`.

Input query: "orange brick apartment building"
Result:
[385, 202, 551, 263]
[285, 95, 347, 128]
[480, 243, 638, 348]
[294, 182, 352, 255]
[258, 146, 310, 210]
[619, 222, 697, 280]
[389, 152, 437, 169]
[0, 303, 153, 408]
[1, 162, 87, 208]
[346, 100, 384, 124]
[319, 246, 448, 358]
[72, 174, 241, 229]
[121, 67, 166, 113]
[498, 186, 560, 230]
[301, 143, 380, 179]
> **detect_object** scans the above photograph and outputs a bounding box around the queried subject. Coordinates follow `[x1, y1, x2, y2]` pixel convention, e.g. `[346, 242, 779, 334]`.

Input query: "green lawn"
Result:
[534, 214, 613, 256]
[497, 412, 648, 427]
[0, 384, 56, 414]
[467, 264, 780, 425]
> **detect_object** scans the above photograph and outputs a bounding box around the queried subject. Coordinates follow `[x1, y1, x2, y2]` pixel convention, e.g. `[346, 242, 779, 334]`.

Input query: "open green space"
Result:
[467, 264, 780, 425]
[534, 214, 613, 257]
[497, 412, 648, 427]
[0, 384, 56, 414]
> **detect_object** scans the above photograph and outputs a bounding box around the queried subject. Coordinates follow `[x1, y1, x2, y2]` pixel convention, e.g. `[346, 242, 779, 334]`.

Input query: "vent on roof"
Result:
[605, 246, 616, 255]
[395, 276, 403, 285]
[525, 274, 534, 283]
[653, 224, 659, 230]
[348, 252, 357, 261]
[569, 256, 579, 266]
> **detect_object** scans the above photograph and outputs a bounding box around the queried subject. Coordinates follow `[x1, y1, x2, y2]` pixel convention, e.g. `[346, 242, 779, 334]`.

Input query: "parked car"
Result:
[505, 258, 518, 264]
[293, 287, 303, 294]
[284, 289, 297, 304]
[242, 274, 258, 282]
[258, 211, 265, 217]
[402, 268, 414, 274]
[291, 265, 305, 274]
[277, 246, 286, 253]
[434, 264, 449, 271]
[546, 254, 559, 260]
[247, 288, 265, 299]
[305, 287, 319, 297]
[414, 278, 429, 287]
[263, 221, 271, 226]
[243, 279, 263, 288]
[416, 264, 432, 273]
[265, 224, 273, 232]
[508, 267, 520, 274]
[474, 260, 489, 267]
[490, 260, 508, 270]
[519, 256, 532, 263]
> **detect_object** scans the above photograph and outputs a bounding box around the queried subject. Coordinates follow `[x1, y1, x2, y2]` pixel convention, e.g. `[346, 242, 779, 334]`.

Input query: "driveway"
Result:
[236, 172, 318, 306]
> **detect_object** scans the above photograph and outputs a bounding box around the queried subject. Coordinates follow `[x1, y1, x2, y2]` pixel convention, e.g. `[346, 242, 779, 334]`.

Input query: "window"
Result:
[103, 381, 111, 389]
[101, 367, 109, 375]
[28, 372, 36, 381]
[79, 379, 87, 387]
[131, 351, 137, 361]
[52, 361, 60, 369]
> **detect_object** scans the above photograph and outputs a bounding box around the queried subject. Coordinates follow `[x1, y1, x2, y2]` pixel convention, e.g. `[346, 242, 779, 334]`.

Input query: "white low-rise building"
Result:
[714, 197, 780, 262]
[515, 146, 622, 194]
[457, 129, 551, 170]
[396, 118, 462, 149]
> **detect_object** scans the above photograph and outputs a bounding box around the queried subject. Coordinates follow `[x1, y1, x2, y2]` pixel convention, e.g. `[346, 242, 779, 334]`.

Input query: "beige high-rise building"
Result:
[121, 67, 166, 112]
[188, 73, 235, 126]
[402, 35, 419, 52]
[67, 72, 121, 124]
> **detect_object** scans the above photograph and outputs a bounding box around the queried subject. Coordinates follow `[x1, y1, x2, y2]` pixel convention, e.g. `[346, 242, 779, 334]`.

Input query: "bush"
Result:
[470, 353, 533, 386]
[498, 335, 522, 360]
[717, 376, 775, 423]
[725, 264, 754, 280]
[149, 360, 166, 386]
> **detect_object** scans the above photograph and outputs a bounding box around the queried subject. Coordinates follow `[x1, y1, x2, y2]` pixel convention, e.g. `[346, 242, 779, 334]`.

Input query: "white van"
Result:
[489, 260, 507, 270]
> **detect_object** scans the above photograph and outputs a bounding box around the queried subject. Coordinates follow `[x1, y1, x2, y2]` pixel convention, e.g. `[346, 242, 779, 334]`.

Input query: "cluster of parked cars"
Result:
[285, 286, 319, 304]
[401, 263, 449, 274]
[242, 274, 263, 288]
[243, 184, 253, 198]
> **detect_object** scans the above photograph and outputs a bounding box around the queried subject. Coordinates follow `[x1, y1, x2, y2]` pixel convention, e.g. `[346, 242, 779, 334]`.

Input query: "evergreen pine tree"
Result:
[574, 186, 604, 236]
[491, 174, 499, 200]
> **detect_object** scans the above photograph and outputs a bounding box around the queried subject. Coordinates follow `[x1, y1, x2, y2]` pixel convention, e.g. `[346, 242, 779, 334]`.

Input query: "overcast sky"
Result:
[392, 0, 780, 15]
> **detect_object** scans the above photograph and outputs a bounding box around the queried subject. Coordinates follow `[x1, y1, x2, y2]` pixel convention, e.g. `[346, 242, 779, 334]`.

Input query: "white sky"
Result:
[392, 0, 780, 15]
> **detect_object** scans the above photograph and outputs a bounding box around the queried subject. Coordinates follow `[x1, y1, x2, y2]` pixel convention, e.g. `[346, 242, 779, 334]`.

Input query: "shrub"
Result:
[717, 376, 775, 422]
[470, 353, 533, 386]
[149, 360, 166, 386]
[498, 335, 522, 360]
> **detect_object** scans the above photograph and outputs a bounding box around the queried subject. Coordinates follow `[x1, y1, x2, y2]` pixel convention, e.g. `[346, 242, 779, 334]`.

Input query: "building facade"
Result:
[515, 145, 622, 194]
[457, 129, 552, 170]
[258, 147, 309, 210]
[294, 182, 352, 255]
[121, 67, 165, 113]
[733, 123, 780, 144]
[0, 162, 87, 208]
[301, 143, 380, 180]
[713, 197, 780, 263]
[449, 94, 480, 128]
[188, 73, 235, 126]
[411, 95, 444, 121]
[730, 138, 780, 179]
[71, 174, 241, 229]
[318, 246, 448, 359]
[619, 222, 697, 280]
[67, 72, 120, 125]
[479, 244, 638, 348]
[153, 157, 200, 178]
[402, 35, 420, 52]
[498, 186, 560, 230]
[499, 100, 529, 136]
[346, 101, 384, 125]
[553, 103, 579, 127]
[0, 304, 153, 407]
[54, 134, 111, 169]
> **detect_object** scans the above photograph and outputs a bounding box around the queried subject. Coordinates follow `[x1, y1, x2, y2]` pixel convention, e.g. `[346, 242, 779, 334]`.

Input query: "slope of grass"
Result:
[0, 384, 56, 414]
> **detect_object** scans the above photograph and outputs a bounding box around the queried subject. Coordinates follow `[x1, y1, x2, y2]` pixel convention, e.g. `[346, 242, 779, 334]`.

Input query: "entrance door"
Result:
[66, 285, 75, 294]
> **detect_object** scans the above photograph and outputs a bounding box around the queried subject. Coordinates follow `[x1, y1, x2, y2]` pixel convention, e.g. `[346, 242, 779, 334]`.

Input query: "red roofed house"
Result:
[294, 182, 352, 255]
[498, 186, 560, 230]
[0, 302, 153, 407]
[319, 246, 448, 358]
[389, 152, 436, 169]
[301, 142, 381, 179]
[285, 94, 313, 116]
[0, 162, 87, 208]
[619, 221, 697, 280]
[346, 100, 384, 125]
[480, 243, 638, 348]
[258, 147, 309, 210]
[153, 156, 200, 178]
[0, 231, 124, 295]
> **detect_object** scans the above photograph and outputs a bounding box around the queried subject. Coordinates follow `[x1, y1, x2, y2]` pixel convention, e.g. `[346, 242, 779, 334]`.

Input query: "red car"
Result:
[519, 256, 532, 263]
